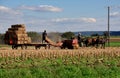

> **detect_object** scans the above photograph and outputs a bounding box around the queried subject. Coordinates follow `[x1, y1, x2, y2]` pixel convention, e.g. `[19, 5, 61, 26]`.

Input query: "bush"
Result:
[61, 31, 75, 39]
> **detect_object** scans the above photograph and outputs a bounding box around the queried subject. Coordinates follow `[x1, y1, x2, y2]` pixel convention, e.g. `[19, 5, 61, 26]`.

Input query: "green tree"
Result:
[0, 34, 4, 44]
[91, 33, 99, 36]
[61, 31, 75, 39]
[27, 32, 41, 42]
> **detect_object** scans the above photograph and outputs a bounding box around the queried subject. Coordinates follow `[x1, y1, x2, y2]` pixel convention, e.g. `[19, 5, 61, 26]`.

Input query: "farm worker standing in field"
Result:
[96, 36, 100, 48]
[77, 32, 82, 47]
[42, 30, 47, 43]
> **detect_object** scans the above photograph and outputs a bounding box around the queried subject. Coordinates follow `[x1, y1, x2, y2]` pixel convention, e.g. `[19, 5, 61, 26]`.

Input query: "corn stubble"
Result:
[0, 47, 120, 59]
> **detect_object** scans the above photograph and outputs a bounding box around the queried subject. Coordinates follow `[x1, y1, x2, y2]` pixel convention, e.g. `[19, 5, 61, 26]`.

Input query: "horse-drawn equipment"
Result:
[4, 24, 50, 49]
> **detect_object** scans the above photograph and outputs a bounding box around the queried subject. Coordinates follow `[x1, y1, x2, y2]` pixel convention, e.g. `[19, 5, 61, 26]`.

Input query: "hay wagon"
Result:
[4, 24, 50, 49]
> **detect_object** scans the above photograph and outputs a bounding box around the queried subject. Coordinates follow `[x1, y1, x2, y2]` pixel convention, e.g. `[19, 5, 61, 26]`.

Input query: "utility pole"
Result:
[108, 6, 110, 47]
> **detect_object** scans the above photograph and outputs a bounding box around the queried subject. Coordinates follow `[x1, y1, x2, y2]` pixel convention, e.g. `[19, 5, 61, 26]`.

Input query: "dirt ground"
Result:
[110, 38, 120, 42]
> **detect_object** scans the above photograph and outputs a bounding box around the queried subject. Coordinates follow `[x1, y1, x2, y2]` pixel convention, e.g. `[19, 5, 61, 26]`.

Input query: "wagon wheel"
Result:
[12, 45, 18, 49]
[35, 46, 37, 49]
[25, 45, 27, 49]
[21, 45, 27, 49]
[12, 45, 15, 49]
[47, 44, 50, 49]
[35, 46, 40, 50]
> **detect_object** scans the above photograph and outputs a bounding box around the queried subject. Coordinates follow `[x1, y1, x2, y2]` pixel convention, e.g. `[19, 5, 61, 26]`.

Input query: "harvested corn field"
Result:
[0, 47, 120, 59]
[0, 47, 120, 78]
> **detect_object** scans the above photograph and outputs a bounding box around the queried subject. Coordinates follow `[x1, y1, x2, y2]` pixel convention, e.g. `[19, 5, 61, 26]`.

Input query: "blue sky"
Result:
[0, 0, 120, 33]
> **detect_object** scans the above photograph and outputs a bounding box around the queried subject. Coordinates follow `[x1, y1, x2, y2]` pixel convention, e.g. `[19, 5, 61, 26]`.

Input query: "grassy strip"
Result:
[0, 56, 120, 78]
[0, 45, 10, 48]
[105, 42, 120, 47]
[110, 42, 120, 47]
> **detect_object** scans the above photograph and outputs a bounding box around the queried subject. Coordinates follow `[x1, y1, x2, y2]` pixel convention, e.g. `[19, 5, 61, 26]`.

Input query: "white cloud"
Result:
[52, 17, 96, 23]
[0, 6, 9, 11]
[110, 12, 120, 17]
[82, 18, 96, 23]
[0, 6, 24, 33]
[19, 5, 62, 12]
[0, 6, 22, 15]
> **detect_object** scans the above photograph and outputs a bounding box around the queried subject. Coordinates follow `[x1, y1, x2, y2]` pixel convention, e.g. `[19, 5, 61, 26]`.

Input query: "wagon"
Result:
[4, 24, 50, 49]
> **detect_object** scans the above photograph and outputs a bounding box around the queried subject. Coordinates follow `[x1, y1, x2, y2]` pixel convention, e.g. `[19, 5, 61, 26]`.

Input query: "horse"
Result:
[83, 37, 94, 47]
[95, 37, 107, 49]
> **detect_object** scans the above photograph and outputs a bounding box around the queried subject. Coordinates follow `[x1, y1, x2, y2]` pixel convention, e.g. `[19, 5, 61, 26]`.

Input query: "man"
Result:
[42, 30, 47, 43]
[77, 32, 82, 47]
[96, 36, 100, 48]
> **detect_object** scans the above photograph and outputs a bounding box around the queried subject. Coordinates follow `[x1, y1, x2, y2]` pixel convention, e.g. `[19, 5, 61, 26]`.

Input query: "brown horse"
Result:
[95, 37, 107, 49]
[83, 37, 107, 48]
[84, 37, 94, 47]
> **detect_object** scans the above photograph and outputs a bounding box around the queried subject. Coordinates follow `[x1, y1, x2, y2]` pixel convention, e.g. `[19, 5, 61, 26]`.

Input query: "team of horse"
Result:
[82, 37, 107, 49]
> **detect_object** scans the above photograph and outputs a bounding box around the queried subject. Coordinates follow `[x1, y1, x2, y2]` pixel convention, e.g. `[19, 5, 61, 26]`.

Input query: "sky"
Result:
[0, 0, 120, 33]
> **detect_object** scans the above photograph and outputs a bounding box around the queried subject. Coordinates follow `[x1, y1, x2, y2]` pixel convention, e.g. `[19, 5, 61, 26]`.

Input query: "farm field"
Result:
[0, 47, 120, 78]
[110, 37, 120, 42]
[1, 0, 120, 77]
[109, 42, 120, 47]
[107, 37, 120, 47]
